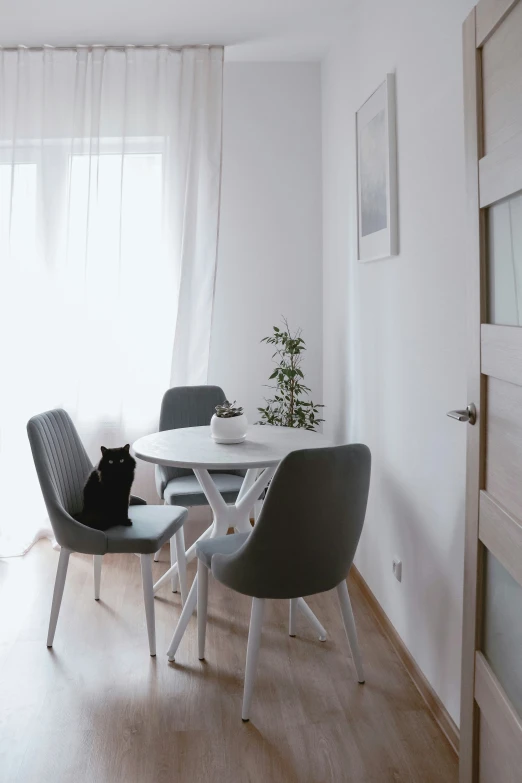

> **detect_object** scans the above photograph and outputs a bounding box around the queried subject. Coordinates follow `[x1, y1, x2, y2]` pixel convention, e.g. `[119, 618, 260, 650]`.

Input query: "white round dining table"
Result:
[133, 423, 333, 650]
[133, 422, 332, 471]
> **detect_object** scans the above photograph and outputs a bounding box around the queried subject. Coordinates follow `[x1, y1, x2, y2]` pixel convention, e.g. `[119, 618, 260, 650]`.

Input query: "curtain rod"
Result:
[0, 44, 221, 53]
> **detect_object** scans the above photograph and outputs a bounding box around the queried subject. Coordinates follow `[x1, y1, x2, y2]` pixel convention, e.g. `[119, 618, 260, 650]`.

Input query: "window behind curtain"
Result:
[0, 45, 223, 556]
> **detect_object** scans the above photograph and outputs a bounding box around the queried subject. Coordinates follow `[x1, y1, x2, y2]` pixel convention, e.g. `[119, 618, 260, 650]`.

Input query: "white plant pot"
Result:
[210, 413, 248, 444]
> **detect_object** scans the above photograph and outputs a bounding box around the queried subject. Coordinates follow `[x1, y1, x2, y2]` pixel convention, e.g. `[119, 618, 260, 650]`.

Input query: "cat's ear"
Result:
[123, 444, 130, 452]
[101, 446, 107, 455]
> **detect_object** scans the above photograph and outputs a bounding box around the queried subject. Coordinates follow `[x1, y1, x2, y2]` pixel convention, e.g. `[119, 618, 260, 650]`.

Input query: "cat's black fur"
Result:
[76, 445, 136, 531]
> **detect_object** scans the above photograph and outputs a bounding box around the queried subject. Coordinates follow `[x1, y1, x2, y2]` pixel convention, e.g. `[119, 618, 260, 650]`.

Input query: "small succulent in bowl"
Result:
[215, 400, 244, 419]
[211, 399, 248, 443]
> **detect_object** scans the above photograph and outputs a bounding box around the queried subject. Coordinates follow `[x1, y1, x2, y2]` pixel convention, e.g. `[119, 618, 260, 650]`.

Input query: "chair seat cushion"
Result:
[196, 532, 250, 569]
[163, 473, 243, 507]
[105, 504, 188, 555]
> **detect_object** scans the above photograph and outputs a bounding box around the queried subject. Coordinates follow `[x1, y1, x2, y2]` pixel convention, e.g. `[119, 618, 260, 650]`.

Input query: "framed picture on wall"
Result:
[356, 73, 398, 262]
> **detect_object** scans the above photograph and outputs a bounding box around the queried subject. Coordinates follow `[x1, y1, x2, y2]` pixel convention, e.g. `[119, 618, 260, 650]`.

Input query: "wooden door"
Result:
[460, 1, 522, 780]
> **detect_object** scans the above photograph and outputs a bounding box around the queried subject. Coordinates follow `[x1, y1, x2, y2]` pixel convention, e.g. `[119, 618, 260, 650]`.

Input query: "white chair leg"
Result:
[47, 548, 71, 647]
[169, 537, 178, 593]
[140, 554, 156, 656]
[242, 597, 265, 722]
[93, 555, 102, 600]
[167, 575, 198, 661]
[337, 580, 365, 683]
[197, 559, 209, 660]
[289, 598, 298, 637]
[173, 527, 187, 603]
[154, 549, 161, 562]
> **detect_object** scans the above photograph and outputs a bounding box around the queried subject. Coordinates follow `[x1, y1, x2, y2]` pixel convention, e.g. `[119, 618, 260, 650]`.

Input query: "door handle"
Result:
[446, 403, 476, 425]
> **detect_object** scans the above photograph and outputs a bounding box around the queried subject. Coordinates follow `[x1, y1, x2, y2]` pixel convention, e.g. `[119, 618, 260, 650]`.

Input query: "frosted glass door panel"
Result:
[483, 550, 522, 716]
[488, 191, 522, 325]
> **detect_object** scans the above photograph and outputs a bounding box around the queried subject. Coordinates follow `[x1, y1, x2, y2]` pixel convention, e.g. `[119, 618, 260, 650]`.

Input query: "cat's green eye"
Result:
[108, 460, 113, 464]
[120, 459, 124, 463]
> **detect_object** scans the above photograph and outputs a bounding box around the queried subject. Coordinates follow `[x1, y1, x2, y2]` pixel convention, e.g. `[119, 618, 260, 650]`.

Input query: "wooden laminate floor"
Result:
[0, 541, 458, 783]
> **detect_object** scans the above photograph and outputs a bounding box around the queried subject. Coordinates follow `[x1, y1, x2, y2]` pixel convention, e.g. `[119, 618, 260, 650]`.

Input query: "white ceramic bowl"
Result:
[210, 412, 248, 444]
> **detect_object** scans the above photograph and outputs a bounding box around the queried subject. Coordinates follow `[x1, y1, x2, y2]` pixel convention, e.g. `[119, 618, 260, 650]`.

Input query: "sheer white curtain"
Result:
[0, 45, 223, 556]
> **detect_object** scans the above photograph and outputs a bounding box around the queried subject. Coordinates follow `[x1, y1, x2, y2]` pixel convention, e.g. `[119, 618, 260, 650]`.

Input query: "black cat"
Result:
[76, 445, 136, 531]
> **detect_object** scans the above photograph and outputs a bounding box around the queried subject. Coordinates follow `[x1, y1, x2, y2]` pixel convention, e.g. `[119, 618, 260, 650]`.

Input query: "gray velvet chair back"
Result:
[211, 444, 371, 599]
[27, 409, 106, 554]
[155, 385, 228, 497]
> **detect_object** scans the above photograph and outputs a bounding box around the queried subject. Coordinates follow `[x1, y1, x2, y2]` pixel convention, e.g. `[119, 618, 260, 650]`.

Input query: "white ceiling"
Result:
[0, 0, 350, 60]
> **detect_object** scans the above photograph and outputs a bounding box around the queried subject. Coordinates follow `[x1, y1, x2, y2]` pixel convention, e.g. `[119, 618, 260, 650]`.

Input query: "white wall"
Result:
[209, 62, 323, 422]
[322, 0, 475, 725]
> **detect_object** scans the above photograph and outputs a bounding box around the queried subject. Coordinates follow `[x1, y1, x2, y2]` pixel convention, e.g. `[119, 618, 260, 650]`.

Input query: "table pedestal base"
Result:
[153, 467, 271, 594]
[160, 467, 327, 659]
[167, 578, 326, 661]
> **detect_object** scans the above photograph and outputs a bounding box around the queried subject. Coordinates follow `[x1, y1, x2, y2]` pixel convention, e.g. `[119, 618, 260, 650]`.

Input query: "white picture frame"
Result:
[356, 73, 398, 262]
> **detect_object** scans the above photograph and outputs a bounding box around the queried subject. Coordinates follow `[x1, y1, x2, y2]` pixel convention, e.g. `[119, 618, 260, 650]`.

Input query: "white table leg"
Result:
[193, 468, 237, 534]
[296, 597, 327, 641]
[234, 468, 275, 533]
[154, 467, 274, 594]
[251, 468, 265, 522]
[163, 467, 276, 654]
[167, 575, 198, 661]
[164, 466, 328, 654]
[236, 468, 258, 503]
[153, 525, 212, 594]
[154, 466, 231, 594]
[238, 471, 327, 641]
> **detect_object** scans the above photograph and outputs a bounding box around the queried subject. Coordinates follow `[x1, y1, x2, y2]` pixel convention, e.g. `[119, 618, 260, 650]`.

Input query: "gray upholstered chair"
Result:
[27, 409, 188, 656]
[154, 385, 244, 581]
[169, 443, 371, 721]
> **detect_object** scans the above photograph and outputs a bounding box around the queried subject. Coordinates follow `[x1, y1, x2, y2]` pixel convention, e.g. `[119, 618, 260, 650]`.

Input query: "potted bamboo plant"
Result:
[258, 318, 324, 430]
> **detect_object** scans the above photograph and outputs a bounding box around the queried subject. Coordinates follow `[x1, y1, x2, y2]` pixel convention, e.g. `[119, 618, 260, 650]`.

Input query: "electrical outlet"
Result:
[392, 558, 402, 583]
